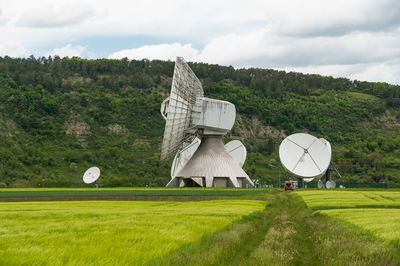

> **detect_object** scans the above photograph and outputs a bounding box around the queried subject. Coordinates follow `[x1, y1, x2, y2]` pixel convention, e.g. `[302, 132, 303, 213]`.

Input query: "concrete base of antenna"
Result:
[166, 135, 254, 188]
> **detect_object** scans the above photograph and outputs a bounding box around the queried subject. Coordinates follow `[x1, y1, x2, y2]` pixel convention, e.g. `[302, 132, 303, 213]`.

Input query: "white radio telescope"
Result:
[161, 57, 253, 188]
[83, 167, 100, 184]
[279, 133, 331, 181]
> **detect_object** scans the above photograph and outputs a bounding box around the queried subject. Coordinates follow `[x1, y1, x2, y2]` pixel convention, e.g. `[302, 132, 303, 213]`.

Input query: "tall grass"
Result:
[0, 187, 269, 199]
[297, 189, 400, 250]
[0, 200, 264, 265]
[160, 191, 400, 265]
[317, 208, 400, 248]
[296, 189, 400, 209]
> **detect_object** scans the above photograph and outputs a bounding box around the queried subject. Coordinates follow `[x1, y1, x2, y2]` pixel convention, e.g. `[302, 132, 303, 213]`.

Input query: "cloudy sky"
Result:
[1, 0, 400, 84]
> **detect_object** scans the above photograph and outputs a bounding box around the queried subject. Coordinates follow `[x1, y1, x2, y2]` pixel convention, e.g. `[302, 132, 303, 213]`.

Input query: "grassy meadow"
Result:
[317, 208, 400, 247]
[297, 189, 400, 248]
[296, 189, 400, 209]
[161, 191, 400, 265]
[2, 188, 400, 265]
[0, 199, 265, 265]
[0, 187, 269, 200]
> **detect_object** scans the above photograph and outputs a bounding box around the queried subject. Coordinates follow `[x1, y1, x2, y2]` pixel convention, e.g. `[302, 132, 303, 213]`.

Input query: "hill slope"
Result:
[1, 56, 400, 187]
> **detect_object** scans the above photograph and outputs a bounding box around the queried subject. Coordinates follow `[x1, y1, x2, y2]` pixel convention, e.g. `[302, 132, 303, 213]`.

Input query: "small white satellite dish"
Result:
[224, 140, 247, 167]
[303, 178, 314, 182]
[317, 180, 325, 189]
[83, 167, 100, 184]
[326, 180, 336, 189]
[279, 133, 331, 179]
[339, 184, 345, 189]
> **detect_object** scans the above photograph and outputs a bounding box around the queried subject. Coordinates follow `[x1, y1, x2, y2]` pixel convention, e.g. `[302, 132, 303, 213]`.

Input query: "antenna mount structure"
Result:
[161, 57, 253, 188]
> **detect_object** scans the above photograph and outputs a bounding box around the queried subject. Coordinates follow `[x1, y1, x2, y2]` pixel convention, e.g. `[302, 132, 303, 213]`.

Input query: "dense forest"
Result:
[1, 56, 400, 187]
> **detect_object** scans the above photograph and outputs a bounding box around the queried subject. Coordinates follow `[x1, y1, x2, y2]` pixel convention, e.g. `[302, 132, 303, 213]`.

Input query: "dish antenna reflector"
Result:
[161, 57, 253, 188]
[160, 57, 204, 160]
[170, 137, 201, 178]
[279, 133, 331, 180]
[83, 167, 100, 184]
[224, 140, 247, 168]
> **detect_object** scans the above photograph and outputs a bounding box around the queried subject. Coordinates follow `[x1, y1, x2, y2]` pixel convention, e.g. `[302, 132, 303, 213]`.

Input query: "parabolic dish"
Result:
[317, 180, 325, 189]
[160, 57, 204, 161]
[224, 140, 247, 167]
[171, 137, 201, 178]
[279, 133, 331, 179]
[83, 167, 100, 184]
[303, 178, 314, 182]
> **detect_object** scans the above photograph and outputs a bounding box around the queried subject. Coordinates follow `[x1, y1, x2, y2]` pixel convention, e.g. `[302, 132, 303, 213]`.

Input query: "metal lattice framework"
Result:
[160, 57, 204, 160]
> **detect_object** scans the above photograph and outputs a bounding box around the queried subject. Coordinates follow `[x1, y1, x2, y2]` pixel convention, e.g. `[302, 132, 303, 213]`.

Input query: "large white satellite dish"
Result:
[160, 57, 204, 160]
[279, 133, 331, 180]
[83, 167, 100, 184]
[161, 57, 253, 188]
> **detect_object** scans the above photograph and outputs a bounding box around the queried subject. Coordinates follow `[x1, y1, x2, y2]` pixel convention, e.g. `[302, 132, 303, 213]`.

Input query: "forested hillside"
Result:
[1, 56, 400, 187]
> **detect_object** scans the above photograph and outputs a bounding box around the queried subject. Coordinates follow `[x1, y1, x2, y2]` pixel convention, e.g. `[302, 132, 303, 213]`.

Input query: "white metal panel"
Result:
[192, 97, 235, 134]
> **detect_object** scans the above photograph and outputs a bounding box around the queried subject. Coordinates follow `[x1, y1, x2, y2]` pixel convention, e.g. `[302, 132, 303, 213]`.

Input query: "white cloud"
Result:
[0, 42, 29, 57]
[16, 3, 96, 28]
[278, 63, 400, 84]
[2, 0, 400, 84]
[265, 0, 400, 37]
[48, 44, 86, 58]
[109, 43, 199, 61]
[108, 26, 400, 84]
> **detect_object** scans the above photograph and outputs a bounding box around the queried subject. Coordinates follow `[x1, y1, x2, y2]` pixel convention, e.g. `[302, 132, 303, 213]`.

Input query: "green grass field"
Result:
[296, 189, 400, 209]
[317, 208, 400, 247]
[297, 189, 400, 248]
[0, 187, 269, 199]
[0, 200, 265, 265]
[2, 188, 400, 265]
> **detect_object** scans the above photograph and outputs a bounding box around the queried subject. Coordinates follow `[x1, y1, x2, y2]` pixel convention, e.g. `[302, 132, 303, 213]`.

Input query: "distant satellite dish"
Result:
[279, 133, 331, 179]
[326, 180, 336, 189]
[317, 180, 325, 189]
[303, 178, 314, 182]
[83, 167, 100, 184]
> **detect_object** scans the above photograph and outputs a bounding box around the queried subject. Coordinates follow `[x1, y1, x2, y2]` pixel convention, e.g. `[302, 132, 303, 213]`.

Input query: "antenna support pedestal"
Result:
[167, 135, 253, 188]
